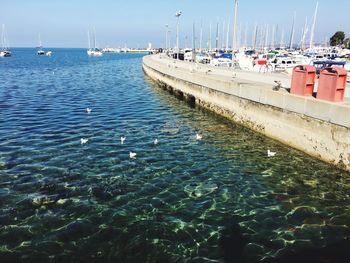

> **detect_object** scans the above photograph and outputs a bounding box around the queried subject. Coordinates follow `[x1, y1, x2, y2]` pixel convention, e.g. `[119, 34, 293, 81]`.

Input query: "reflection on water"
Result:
[0, 49, 349, 262]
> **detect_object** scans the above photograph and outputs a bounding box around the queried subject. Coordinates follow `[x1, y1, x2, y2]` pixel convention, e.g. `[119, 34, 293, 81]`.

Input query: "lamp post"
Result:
[175, 10, 182, 60]
[231, 0, 238, 68]
[165, 24, 169, 51]
[168, 30, 171, 50]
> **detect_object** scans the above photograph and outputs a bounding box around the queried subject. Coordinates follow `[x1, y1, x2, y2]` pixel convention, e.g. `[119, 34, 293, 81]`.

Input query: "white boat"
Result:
[210, 57, 232, 67]
[272, 56, 297, 72]
[37, 49, 45, 56]
[37, 33, 47, 56]
[0, 24, 11, 57]
[87, 29, 103, 56]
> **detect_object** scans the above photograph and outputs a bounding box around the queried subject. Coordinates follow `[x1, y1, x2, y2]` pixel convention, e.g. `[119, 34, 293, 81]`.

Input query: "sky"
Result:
[1, 0, 350, 48]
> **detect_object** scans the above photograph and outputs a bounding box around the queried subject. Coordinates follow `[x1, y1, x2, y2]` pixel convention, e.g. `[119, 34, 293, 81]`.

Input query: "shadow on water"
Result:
[220, 221, 350, 263]
[220, 219, 248, 263]
[263, 238, 350, 263]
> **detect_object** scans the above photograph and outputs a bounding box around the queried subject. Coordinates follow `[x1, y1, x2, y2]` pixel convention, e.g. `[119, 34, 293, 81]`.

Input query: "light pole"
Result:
[168, 30, 171, 50]
[231, 0, 238, 68]
[175, 10, 182, 60]
[165, 24, 169, 51]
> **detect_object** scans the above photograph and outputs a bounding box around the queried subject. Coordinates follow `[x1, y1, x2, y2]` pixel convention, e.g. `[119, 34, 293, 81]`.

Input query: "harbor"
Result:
[1, 0, 350, 262]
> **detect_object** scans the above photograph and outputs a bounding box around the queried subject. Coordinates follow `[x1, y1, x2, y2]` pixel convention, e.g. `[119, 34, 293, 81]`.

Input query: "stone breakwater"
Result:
[143, 54, 350, 172]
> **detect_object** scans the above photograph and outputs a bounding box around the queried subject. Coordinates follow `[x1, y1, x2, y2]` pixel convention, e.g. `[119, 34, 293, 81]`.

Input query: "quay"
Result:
[143, 54, 350, 172]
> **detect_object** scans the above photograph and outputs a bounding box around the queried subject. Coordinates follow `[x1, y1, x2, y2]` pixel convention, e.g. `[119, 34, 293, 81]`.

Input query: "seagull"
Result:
[86, 108, 92, 114]
[129, 152, 137, 159]
[196, 133, 203, 140]
[80, 138, 89, 144]
[267, 149, 276, 157]
[120, 136, 126, 144]
[273, 80, 284, 91]
[154, 138, 159, 145]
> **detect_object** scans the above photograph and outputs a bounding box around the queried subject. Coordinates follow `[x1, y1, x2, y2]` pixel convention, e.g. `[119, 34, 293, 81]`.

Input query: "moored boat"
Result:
[87, 28, 103, 57]
[0, 24, 11, 57]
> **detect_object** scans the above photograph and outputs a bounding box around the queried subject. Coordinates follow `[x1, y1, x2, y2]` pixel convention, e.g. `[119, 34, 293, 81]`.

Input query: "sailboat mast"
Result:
[1, 24, 4, 50]
[38, 33, 42, 48]
[93, 27, 96, 50]
[271, 25, 275, 50]
[231, 0, 238, 67]
[209, 22, 212, 51]
[280, 28, 284, 49]
[264, 24, 269, 51]
[244, 22, 248, 49]
[226, 19, 230, 52]
[192, 22, 196, 61]
[309, 1, 319, 49]
[253, 24, 258, 50]
[215, 21, 219, 51]
[289, 11, 296, 50]
[222, 21, 225, 49]
[199, 20, 203, 52]
[88, 30, 91, 50]
[300, 17, 308, 50]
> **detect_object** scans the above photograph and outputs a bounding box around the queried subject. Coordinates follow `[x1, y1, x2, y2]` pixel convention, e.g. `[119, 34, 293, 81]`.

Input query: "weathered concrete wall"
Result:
[143, 55, 350, 171]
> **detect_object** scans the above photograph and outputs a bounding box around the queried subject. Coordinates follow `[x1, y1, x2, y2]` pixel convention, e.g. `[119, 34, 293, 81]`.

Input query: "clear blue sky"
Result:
[2, 0, 350, 48]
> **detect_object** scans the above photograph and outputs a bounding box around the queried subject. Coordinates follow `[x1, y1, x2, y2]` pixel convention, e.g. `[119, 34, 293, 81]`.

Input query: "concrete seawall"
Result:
[143, 54, 350, 171]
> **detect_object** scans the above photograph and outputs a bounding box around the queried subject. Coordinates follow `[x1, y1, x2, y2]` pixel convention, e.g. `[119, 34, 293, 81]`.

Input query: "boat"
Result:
[37, 34, 46, 56]
[36, 34, 52, 56]
[87, 29, 103, 56]
[37, 49, 45, 56]
[0, 24, 11, 57]
[271, 55, 297, 72]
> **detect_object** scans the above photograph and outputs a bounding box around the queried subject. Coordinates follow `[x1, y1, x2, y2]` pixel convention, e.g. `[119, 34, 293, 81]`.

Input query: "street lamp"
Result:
[175, 10, 182, 60]
[231, 0, 238, 68]
[165, 24, 169, 51]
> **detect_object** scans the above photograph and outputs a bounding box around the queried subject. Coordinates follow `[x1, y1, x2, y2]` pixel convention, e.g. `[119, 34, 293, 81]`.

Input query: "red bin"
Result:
[317, 67, 348, 102]
[290, 65, 316, 96]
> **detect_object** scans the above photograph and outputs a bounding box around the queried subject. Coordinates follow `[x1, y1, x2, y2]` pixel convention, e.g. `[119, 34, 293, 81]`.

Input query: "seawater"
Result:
[0, 48, 350, 263]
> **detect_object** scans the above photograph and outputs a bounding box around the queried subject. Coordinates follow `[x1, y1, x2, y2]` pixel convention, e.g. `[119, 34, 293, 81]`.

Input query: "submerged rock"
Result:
[184, 182, 218, 198]
[32, 196, 56, 206]
[89, 186, 125, 201]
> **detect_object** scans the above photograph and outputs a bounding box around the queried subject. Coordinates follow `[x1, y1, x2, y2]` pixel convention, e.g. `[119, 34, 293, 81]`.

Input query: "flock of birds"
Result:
[80, 107, 276, 159]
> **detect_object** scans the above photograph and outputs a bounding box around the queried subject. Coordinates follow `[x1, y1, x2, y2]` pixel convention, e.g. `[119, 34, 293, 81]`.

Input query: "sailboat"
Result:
[36, 34, 52, 56]
[87, 28, 103, 56]
[37, 33, 45, 55]
[0, 24, 11, 57]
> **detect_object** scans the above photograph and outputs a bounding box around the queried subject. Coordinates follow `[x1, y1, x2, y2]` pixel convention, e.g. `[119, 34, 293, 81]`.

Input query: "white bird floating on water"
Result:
[80, 138, 89, 144]
[86, 108, 92, 114]
[120, 136, 126, 144]
[154, 138, 159, 145]
[196, 133, 203, 140]
[267, 149, 276, 157]
[129, 152, 137, 159]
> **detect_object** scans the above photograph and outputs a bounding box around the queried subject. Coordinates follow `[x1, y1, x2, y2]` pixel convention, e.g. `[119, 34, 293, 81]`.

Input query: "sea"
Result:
[0, 48, 350, 263]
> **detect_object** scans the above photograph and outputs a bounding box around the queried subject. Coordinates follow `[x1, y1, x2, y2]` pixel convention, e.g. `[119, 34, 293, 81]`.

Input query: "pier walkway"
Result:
[143, 54, 350, 171]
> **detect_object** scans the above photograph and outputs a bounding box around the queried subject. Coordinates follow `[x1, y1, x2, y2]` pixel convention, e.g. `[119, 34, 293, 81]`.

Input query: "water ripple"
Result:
[0, 48, 350, 262]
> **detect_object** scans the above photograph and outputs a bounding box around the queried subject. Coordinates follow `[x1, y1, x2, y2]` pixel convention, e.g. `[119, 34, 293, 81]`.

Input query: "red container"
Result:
[290, 65, 316, 96]
[317, 67, 348, 102]
[255, 59, 267, 65]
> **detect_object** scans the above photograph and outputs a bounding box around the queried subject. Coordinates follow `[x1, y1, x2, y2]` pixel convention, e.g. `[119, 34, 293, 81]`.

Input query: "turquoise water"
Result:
[1, 49, 350, 263]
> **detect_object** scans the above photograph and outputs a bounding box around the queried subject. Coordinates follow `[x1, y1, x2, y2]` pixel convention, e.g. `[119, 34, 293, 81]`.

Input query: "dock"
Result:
[143, 54, 350, 172]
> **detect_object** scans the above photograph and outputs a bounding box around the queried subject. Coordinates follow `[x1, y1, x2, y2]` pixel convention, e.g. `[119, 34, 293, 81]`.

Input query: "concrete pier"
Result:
[143, 54, 350, 172]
